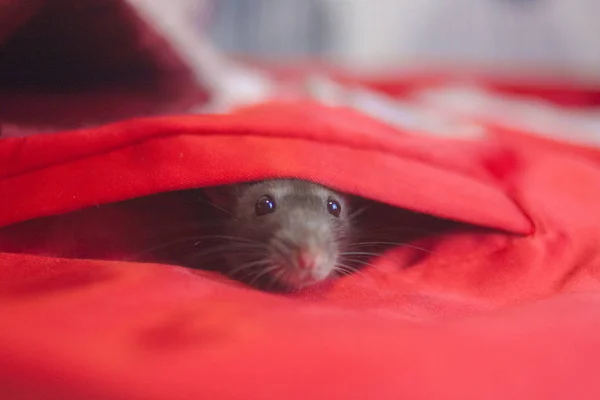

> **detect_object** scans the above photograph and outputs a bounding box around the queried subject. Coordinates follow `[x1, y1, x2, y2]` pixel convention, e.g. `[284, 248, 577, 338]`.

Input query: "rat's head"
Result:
[208, 179, 352, 290]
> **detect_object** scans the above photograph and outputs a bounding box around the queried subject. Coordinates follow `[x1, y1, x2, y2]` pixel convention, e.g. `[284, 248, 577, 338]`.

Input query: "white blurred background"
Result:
[202, 0, 600, 81]
[6, 0, 600, 142]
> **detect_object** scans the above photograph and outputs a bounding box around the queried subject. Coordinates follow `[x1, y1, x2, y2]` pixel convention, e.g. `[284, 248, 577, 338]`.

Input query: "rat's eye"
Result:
[255, 195, 276, 216]
[327, 199, 341, 217]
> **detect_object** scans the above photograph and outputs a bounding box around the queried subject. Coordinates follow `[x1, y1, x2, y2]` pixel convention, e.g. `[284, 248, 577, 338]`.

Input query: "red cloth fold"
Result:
[1, 99, 600, 399]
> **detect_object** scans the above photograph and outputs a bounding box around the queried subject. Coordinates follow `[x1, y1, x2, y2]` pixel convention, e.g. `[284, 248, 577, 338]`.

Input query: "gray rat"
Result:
[195, 179, 354, 291]
[126, 178, 439, 292]
[0, 177, 440, 292]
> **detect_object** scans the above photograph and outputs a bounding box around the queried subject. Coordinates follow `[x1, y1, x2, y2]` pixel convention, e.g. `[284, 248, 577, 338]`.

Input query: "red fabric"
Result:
[1, 100, 600, 399]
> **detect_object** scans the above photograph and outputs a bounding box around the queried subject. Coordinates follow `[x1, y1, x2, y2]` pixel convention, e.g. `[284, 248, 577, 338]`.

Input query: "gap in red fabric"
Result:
[0, 186, 484, 292]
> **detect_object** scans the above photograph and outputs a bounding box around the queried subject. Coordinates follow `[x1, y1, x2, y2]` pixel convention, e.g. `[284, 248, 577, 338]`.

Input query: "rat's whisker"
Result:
[347, 205, 370, 221]
[266, 268, 279, 291]
[195, 196, 232, 216]
[189, 235, 263, 245]
[334, 265, 356, 277]
[334, 263, 373, 282]
[341, 251, 391, 258]
[133, 220, 240, 243]
[357, 225, 440, 234]
[340, 251, 408, 265]
[184, 249, 266, 269]
[128, 234, 264, 261]
[348, 242, 434, 254]
[268, 269, 286, 291]
[190, 243, 266, 257]
[248, 265, 280, 287]
[269, 240, 294, 260]
[339, 257, 381, 271]
[336, 263, 383, 289]
[227, 259, 272, 279]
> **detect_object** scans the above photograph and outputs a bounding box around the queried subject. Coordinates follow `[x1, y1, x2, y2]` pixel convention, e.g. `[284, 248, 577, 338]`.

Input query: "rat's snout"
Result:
[269, 216, 340, 286]
[291, 245, 335, 281]
[295, 250, 317, 270]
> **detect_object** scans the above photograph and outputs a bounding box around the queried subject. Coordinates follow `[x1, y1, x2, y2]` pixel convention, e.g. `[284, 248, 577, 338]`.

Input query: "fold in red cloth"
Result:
[1, 100, 600, 399]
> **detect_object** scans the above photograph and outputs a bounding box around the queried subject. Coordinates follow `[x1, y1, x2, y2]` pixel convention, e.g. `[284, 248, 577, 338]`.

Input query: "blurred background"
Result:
[3, 0, 600, 143]
[204, 0, 600, 79]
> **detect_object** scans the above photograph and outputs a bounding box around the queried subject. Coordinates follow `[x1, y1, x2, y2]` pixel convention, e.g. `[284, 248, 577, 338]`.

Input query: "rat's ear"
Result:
[202, 182, 254, 212]
[202, 185, 237, 211]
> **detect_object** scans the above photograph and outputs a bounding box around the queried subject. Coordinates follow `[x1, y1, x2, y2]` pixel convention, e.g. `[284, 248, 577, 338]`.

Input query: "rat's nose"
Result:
[295, 251, 316, 270]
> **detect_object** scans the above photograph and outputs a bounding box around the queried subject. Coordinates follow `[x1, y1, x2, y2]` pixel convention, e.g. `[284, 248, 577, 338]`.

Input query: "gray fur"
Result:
[218, 179, 352, 290]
